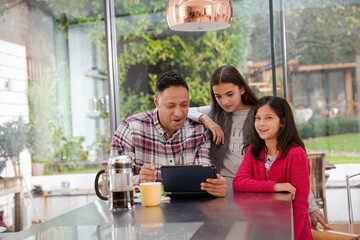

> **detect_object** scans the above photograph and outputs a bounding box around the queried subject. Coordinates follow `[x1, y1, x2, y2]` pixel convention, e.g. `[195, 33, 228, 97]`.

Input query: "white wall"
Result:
[0, 40, 29, 123]
[0, 39, 32, 229]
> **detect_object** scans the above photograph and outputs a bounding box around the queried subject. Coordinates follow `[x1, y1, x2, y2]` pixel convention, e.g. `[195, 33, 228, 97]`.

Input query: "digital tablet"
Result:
[161, 164, 217, 196]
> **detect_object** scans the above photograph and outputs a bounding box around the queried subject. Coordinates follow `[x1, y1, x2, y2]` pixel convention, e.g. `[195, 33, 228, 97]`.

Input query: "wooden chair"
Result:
[347, 172, 360, 224]
[308, 153, 328, 223]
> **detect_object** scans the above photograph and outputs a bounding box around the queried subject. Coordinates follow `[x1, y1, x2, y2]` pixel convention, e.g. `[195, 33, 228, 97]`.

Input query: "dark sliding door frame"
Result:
[104, 0, 120, 138]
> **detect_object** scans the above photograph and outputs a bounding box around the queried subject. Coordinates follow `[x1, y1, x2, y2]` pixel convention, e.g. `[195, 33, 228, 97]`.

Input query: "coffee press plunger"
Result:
[95, 150, 134, 211]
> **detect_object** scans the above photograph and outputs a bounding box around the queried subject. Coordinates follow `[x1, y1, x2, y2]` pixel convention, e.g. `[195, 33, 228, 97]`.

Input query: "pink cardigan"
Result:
[233, 146, 313, 240]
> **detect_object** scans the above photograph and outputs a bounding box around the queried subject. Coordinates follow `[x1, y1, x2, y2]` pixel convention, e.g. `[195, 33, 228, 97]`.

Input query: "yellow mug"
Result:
[133, 182, 162, 207]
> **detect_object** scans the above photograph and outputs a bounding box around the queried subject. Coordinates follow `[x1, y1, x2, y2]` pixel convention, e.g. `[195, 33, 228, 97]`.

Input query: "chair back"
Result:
[346, 172, 360, 224]
[308, 153, 328, 223]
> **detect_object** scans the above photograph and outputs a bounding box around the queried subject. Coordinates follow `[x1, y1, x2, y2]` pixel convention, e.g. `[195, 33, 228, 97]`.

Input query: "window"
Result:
[0, 3, 109, 177]
[281, 1, 359, 163]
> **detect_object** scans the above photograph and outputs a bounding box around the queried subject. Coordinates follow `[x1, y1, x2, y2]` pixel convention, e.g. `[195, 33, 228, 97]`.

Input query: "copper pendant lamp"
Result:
[167, 0, 233, 32]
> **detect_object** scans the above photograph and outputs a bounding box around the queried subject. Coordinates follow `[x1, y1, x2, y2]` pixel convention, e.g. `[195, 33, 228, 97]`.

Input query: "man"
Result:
[110, 70, 227, 197]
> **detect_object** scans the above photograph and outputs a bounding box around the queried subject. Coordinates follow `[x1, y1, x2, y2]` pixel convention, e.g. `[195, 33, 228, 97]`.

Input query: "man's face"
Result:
[154, 86, 189, 137]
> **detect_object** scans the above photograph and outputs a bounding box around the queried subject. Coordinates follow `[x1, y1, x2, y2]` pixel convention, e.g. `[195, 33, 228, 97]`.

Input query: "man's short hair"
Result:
[155, 70, 189, 96]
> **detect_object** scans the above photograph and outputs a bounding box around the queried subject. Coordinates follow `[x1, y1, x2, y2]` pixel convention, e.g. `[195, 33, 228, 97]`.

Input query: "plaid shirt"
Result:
[110, 109, 211, 184]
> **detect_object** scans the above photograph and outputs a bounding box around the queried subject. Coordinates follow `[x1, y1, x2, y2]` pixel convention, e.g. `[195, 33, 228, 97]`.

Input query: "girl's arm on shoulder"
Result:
[233, 148, 276, 192]
[188, 105, 212, 122]
[289, 147, 311, 240]
[188, 105, 224, 145]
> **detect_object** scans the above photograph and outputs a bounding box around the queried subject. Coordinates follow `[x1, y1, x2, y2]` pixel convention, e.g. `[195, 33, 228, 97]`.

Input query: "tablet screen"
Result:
[161, 165, 216, 193]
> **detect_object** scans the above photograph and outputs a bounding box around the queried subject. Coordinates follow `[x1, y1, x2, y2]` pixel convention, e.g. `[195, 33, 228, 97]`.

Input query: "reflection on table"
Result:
[2, 192, 293, 240]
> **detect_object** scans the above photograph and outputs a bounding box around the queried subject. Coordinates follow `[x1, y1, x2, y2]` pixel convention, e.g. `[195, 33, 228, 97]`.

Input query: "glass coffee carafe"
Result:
[95, 150, 134, 211]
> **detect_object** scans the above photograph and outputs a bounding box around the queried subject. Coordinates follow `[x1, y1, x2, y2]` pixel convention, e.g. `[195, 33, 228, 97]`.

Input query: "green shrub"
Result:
[297, 116, 359, 139]
[296, 123, 312, 139]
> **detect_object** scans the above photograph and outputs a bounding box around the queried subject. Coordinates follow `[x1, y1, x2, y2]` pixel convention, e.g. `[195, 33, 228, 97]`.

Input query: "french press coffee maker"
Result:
[95, 150, 134, 211]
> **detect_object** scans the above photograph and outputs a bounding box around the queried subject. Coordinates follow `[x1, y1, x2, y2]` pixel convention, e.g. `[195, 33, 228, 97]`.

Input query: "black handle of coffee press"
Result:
[118, 149, 124, 155]
[94, 169, 109, 200]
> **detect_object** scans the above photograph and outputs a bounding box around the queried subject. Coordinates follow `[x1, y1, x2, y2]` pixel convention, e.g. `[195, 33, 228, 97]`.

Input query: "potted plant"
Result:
[26, 120, 57, 176]
[26, 119, 87, 175]
[55, 136, 85, 173]
[0, 117, 30, 176]
[25, 122, 46, 176]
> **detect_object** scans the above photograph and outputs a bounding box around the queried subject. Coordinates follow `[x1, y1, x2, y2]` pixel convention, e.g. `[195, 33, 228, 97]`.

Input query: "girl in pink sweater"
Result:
[233, 96, 313, 240]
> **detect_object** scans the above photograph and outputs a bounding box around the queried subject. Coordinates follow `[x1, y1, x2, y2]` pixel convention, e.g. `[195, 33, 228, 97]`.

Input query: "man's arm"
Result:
[110, 121, 140, 184]
[111, 119, 158, 184]
[193, 129, 212, 165]
[110, 121, 134, 158]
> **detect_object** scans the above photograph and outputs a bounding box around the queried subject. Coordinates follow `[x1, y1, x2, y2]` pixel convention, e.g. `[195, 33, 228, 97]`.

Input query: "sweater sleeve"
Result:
[308, 190, 319, 213]
[188, 105, 211, 122]
[289, 148, 310, 240]
[233, 147, 276, 192]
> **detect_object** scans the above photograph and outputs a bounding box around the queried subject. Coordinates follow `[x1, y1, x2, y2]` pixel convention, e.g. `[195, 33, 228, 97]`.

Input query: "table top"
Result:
[2, 192, 293, 240]
[325, 161, 336, 170]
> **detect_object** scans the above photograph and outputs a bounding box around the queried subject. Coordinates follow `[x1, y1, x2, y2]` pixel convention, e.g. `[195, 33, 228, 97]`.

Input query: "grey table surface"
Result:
[2, 191, 293, 240]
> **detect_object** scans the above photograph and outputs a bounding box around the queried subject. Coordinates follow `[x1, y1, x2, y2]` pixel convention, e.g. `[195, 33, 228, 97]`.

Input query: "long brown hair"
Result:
[249, 96, 305, 161]
[210, 65, 258, 111]
[208, 65, 258, 171]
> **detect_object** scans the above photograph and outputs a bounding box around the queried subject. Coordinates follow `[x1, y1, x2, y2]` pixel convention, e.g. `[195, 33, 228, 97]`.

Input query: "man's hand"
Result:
[201, 174, 227, 197]
[273, 183, 296, 200]
[309, 209, 334, 229]
[139, 163, 156, 183]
